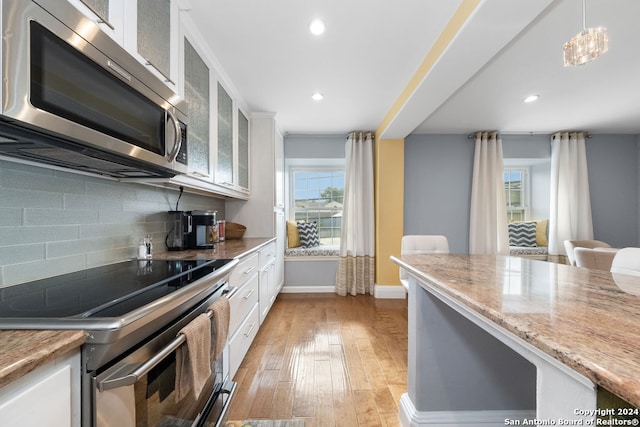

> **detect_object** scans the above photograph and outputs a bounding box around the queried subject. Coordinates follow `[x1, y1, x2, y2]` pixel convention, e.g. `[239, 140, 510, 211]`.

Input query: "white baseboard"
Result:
[280, 284, 407, 299]
[400, 393, 536, 427]
[375, 284, 407, 299]
[280, 285, 335, 293]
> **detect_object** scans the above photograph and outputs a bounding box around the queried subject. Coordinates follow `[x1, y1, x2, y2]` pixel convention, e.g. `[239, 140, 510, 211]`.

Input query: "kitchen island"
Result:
[391, 254, 640, 427]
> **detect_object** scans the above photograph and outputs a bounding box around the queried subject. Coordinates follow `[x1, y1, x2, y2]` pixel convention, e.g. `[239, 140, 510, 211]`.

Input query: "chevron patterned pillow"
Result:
[297, 221, 320, 248]
[508, 221, 537, 247]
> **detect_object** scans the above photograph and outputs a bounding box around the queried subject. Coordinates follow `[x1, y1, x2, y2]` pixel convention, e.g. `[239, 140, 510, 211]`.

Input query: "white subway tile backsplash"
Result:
[0, 188, 63, 209]
[1, 165, 86, 194]
[24, 208, 99, 225]
[0, 208, 22, 226]
[3, 255, 87, 286]
[0, 244, 46, 268]
[0, 225, 80, 246]
[0, 160, 226, 287]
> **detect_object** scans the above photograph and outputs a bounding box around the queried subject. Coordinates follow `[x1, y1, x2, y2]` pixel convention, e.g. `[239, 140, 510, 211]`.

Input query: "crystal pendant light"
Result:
[563, 0, 608, 67]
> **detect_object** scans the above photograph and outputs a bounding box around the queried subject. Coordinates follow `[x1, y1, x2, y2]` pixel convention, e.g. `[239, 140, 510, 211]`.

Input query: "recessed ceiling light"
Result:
[523, 94, 540, 103]
[309, 19, 326, 36]
[312, 92, 324, 101]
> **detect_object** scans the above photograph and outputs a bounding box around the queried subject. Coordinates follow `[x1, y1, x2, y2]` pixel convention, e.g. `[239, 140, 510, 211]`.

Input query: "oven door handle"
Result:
[193, 377, 237, 427]
[214, 379, 237, 427]
[98, 332, 188, 391]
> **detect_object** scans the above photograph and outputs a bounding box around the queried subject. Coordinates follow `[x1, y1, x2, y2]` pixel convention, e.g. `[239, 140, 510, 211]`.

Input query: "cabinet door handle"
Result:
[243, 266, 256, 275]
[244, 323, 256, 337]
[145, 59, 175, 85]
[243, 289, 255, 300]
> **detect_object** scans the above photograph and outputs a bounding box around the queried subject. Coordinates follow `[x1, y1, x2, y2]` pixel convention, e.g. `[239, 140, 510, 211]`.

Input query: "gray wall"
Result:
[284, 134, 345, 158]
[404, 133, 640, 253]
[0, 160, 225, 287]
[404, 134, 474, 254]
[586, 134, 639, 248]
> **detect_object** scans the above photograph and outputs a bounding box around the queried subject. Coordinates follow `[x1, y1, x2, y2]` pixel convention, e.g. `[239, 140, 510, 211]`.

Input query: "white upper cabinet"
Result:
[237, 108, 250, 192]
[182, 35, 212, 179]
[215, 81, 235, 188]
[68, 0, 125, 44]
[123, 0, 179, 92]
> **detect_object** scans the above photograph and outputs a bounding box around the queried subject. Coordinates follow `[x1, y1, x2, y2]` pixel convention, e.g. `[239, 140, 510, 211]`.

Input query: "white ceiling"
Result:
[186, 0, 640, 137]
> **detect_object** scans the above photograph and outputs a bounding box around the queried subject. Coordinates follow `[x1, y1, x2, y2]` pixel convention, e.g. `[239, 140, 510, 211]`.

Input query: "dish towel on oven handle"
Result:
[175, 313, 212, 402]
[208, 296, 230, 361]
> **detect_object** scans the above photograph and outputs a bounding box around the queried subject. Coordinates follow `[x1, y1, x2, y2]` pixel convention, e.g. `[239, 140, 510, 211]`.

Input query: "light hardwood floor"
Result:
[227, 293, 408, 427]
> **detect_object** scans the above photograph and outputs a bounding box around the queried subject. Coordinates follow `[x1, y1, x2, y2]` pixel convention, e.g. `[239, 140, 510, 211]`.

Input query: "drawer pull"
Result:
[243, 289, 255, 300]
[243, 266, 256, 275]
[244, 323, 256, 337]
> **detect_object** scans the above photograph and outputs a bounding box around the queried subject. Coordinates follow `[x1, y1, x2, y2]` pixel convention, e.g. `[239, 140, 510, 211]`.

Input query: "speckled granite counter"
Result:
[392, 254, 640, 412]
[0, 330, 85, 389]
[152, 237, 275, 261]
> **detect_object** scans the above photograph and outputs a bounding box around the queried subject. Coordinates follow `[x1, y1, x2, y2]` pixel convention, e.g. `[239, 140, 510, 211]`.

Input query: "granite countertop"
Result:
[392, 254, 640, 408]
[0, 330, 86, 389]
[0, 237, 274, 390]
[152, 237, 275, 261]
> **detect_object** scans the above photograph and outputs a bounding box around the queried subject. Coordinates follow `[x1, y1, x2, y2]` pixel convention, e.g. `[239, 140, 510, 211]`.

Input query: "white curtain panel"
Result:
[548, 131, 593, 255]
[469, 131, 509, 255]
[335, 131, 375, 296]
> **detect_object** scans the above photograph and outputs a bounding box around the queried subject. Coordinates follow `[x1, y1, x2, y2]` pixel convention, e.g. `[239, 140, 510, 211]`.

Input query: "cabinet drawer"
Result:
[228, 273, 258, 335]
[228, 304, 260, 379]
[258, 242, 276, 269]
[229, 252, 259, 287]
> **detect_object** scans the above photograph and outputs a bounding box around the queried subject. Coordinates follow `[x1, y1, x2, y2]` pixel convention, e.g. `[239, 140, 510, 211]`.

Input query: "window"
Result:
[504, 168, 529, 222]
[287, 160, 344, 246]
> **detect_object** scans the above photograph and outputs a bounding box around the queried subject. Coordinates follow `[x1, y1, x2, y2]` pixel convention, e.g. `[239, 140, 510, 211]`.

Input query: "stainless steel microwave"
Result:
[0, 0, 188, 178]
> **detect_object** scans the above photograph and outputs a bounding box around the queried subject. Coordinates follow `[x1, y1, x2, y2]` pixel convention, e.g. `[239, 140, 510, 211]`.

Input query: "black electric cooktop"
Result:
[0, 259, 231, 320]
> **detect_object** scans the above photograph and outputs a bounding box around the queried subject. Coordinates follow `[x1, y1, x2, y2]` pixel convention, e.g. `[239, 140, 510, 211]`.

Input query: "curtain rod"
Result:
[467, 132, 592, 139]
[467, 131, 499, 139]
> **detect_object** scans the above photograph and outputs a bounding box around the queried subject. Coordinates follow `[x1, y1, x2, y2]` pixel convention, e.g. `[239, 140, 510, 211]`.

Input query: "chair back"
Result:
[563, 239, 611, 266]
[611, 247, 640, 277]
[399, 235, 449, 287]
[574, 247, 618, 271]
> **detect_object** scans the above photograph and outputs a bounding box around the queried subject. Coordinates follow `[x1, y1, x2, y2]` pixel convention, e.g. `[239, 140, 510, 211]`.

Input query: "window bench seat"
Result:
[284, 245, 340, 258]
[283, 245, 339, 293]
[509, 245, 548, 261]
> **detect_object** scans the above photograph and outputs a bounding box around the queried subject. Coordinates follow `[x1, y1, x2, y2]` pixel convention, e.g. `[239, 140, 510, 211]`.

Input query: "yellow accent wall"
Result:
[373, 1, 479, 288]
[374, 138, 404, 286]
[376, 0, 481, 139]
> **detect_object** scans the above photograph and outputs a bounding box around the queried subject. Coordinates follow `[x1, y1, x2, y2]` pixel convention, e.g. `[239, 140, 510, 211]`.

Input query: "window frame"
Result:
[285, 158, 345, 247]
[504, 166, 531, 222]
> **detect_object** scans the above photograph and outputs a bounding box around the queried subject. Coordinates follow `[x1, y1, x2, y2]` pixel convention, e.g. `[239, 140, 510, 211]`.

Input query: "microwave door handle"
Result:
[166, 109, 182, 162]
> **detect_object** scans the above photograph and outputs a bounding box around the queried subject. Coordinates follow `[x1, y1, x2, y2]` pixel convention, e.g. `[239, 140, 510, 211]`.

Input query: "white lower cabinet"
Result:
[226, 241, 279, 379]
[228, 273, 258, 336]
[258, 242, 277, 324]
[226, 251, 259, 379]
[0, 350, 80, 427]
[228, 304, 260, 379]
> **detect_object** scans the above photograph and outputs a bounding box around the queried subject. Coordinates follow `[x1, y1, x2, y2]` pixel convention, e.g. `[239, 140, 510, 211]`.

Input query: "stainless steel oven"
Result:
[0, 258, 239, 427]
[94, 284, 236, 427]
[0, 0, 188, 178]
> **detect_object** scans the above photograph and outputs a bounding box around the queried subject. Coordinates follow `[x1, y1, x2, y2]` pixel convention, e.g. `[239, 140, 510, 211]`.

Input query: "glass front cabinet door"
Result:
[183, 38, 211, 178]
[216, 82, 235, 187]
[237, 109, 249, 192]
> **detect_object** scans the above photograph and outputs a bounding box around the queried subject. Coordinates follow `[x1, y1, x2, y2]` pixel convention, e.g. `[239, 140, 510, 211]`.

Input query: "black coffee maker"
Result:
[189, 210, 217, 249]
[166, 211, 192, 251]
